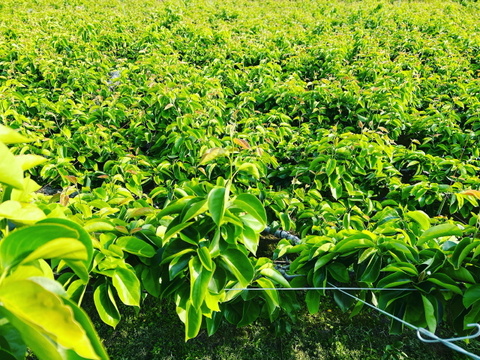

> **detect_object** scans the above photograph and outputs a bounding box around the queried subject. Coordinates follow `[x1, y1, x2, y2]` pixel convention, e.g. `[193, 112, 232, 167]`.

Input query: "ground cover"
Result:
[1, 0, 480, 358]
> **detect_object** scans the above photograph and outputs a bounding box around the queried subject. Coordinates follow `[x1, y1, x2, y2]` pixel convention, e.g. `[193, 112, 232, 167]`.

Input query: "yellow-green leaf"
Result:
[0, 142, 24, 189]
[0, 125, 32, 144]
[0, 279, 99, 359]
[14, 155, 47, 171]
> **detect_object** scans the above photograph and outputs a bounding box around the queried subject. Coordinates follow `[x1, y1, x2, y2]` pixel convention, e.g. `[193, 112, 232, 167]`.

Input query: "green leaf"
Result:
[463, 285, 480, 308]
[197, 246, 213, 272]
[306, 290, 321, 314]
[259, 268, 291, 288]
[0, 349, 17, 360]
[0, 200, 46, 225]
[38, 218, 94, 274]
[0, 307, 63, 360]
[0, 322, 27, 360]
[156, 196, 195, 219]
[219, 249, 254, 288]
[0, 222, 90, 280]
[426, 273, 462, 294]
[256, 277, 279, 315]
[422, 295, 437, 333]
[417, 224, 462, 246]
[450, 238, 477, 270]
[163, 221, 194, 243]
[115, 236, 156, 258]
[327, 262, 350, 283]
[199, 147, 228, 165]
[189, 256, 213, 309]
[334, 237, 375, 254]
[377, 272, 412, 289]
[61, 297, 110, 359]
[360, 255, 381, 283]
[182, 199, 208, 223]
[208, 187, 226, 226]
[0, 142, 24, 189]
[239, 226, 259, 255]
[464, 304, 480, 329]
[406, 210, 430, 231]
[233, 194, 267, 225]
[94, 284, 121, 328]
[185, 300, 202, 341]
[0, 279, 99, 359]
[112, 266, 141, 307]
[20, 238, 87, 265]
[0, 126, 32, 144]
[237, 163, 260, 179]
[205, 311, 222, 336]
[314, 253, 336, 271]
[325, 158, 336, 177]
[83, 220, 115, 233]
[238, 301, 261, 326]
[14, 155, 47, 171]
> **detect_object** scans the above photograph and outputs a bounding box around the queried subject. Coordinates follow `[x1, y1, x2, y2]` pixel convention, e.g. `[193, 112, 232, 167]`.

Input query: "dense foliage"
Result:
[1, 0, 480, 357]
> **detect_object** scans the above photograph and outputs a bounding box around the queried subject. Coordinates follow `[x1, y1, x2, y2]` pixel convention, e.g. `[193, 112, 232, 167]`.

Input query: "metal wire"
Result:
[225, 284, 480, 360]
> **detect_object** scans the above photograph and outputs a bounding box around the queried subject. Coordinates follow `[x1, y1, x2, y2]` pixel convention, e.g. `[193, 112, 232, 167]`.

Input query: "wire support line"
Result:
[329, 283, 480, 360]
[225, 284, 480, 360]
[225, 287, 448, 292]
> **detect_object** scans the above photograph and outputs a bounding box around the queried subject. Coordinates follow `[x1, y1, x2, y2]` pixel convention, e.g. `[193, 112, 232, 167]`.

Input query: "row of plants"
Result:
[0, 0, 480, 358]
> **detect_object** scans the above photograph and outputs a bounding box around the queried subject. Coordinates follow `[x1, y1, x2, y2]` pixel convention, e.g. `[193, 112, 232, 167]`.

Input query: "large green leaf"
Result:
[189, 256, 213, 309]
[208, 187, 226, 227]
[239, 226, 259, 255]
[0, 222, 89, 279]
[238, 301, 261, 326]
[450, 238, 477, 270]
[463, 285, 480, 308]
[426, 273, 462, 294]
[0, 307, 64, 360]
[0, 142, 23, 190]
[327, 262, 350, 283]
[61, 297, 110, 360]
[421, 295, 437, 332]
[0, 279, 99, 359]
[417, 224, 462, 246]
[0, 201, 46, 225]
[115, 236, 156, 258]
[219, 249, 254, 288]
[185, 300, 202, 341]
[14, 154, 47, 171]
[111, 267, 141, 307]
[0, 322, 27, 360]
[259, 267, 291, 288]
[256, 277, 279, 316]
[306, 290, 321, 314]
[197, 246, 213, 271]
[39, 218, 94, 270]
[405, 210, 430, 231]
[232, 194, 267, 225]
[0, 126, 32, 144]
[94, 284, 121, 328]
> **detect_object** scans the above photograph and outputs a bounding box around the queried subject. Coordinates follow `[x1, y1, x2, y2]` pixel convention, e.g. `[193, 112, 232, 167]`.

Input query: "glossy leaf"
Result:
[417, 224, 462, 246]
[0, 142, 24, 189]
[0, 279, 100, 359]
[208, 187, 226, 227]
[115, 236, 156, 258]
[219, 249, 254, 288]
[112, 267, 141, 306]
[94, 284, 121, 328]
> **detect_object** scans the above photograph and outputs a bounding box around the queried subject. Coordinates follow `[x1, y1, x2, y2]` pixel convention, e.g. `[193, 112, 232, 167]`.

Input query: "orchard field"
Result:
[1, 0, 480, 359]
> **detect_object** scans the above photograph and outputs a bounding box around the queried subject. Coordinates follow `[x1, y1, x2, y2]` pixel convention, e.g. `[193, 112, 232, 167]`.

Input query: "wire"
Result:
[225, 284, 480, 360]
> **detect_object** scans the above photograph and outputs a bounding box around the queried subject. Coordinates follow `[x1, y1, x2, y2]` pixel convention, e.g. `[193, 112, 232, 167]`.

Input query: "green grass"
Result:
[85, 295, 478, 360]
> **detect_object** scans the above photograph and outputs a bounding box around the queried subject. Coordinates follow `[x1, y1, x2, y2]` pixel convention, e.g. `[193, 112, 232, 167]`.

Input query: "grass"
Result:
[84, 295, 479, 360]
